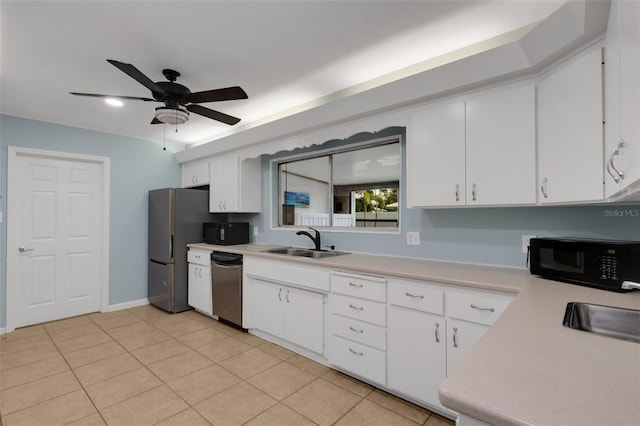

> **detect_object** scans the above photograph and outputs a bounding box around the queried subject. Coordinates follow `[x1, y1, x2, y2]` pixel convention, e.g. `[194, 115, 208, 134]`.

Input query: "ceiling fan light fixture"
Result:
[155, 106, 189, 125]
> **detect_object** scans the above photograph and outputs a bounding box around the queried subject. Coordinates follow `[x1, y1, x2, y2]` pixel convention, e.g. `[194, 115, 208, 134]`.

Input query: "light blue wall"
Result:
[252, 137, 640, 268]
[0, 115, 182, 328]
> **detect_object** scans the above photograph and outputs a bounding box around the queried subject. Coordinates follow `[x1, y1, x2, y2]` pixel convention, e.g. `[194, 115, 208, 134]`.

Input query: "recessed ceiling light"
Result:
[105, 98, 123, 107]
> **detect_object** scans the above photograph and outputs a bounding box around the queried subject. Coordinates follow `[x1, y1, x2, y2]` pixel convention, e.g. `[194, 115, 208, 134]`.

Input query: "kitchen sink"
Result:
[267, 247, 350, 259]
[563, 302, 640, 343]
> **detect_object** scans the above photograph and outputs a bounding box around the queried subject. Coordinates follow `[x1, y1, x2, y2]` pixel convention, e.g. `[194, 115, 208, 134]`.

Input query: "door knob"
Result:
[18, 246, 34, 252]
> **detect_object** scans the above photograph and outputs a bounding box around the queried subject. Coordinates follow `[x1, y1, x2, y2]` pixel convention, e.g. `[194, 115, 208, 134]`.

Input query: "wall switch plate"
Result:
[407, 232, 420, 245]
[253, 225, 259, 236]
[522, 235, 536, 254]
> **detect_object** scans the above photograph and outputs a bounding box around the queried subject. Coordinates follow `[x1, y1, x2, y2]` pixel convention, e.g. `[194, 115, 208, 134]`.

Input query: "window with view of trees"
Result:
[275, 135, 401, 232]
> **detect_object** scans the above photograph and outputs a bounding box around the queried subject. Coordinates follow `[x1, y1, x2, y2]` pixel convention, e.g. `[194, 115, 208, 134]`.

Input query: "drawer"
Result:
[331, 272, 386, 302]
[330, 293, 386, 326]
[388, 279, 444, 315]
[446, 289, 513, 326]
[328, 335, 386, 386]
[188, 249, 210, 266]
[331, 314, 386, 351]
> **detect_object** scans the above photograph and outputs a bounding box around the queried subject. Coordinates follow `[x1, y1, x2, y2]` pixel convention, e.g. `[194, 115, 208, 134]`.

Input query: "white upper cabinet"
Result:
[408, 100, 466, 207]
[604, 0, 640, 197]
[538, 43, 604, 204]
[209, 154, 261, 213]
[182, 158, 209, 188]
[408, 83, 536, 207]
[465, 84, 536, 206]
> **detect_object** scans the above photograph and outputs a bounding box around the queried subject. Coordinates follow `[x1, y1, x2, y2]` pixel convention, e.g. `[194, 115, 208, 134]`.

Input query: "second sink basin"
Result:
[267, 247, 350, 259]
[563, 302, 640, 343]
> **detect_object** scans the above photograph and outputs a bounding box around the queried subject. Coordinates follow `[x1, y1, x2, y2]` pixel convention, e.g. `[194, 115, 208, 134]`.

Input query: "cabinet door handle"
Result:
[349, 348, 363, 357]
[470, 303, 495, 312]
[349, 326, 364, 334]
[471, 183, 477, 201]
[18, 246, 35, 253]
[349, 304, 364, 311]
[455, 184, 460, 202]
[405, 292, 424, 299]
[348, 282, 363, 288]
[607, 140, 625, 183]
[285, 289, 290, 303]
[278, 288, 282, 301]
[453, 327, 458, 348]
[434, 322, 440, 343]
[541, 177, 549, 199]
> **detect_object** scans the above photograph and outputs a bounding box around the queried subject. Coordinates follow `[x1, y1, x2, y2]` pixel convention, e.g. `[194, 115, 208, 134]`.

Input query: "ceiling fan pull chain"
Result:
[163, 123, 167, 151]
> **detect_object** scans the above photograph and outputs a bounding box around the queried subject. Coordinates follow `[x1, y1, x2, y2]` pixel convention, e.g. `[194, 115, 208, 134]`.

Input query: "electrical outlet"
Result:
[522, 235, 536, 254]
[253, 225, 259, 236]
[407, 232, 420, 246]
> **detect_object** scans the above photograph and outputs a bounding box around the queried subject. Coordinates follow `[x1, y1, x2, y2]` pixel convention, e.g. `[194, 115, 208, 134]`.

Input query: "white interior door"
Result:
[7, 147, 109, 330]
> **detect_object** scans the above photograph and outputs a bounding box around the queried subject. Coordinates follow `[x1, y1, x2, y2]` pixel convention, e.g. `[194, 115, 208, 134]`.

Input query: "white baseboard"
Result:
[0, 327, 6, 336]
[108, 298, 149, 312]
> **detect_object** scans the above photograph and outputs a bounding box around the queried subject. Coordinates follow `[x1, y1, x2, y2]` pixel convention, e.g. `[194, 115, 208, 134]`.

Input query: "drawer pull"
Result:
[453, 327, 458, 348]
[405, 292, 424, 299]
[285, 289, 290, 303]
[349, 326, 364, 334]
[348, 348, 363, 357]
[470, 304, 495, 312]
[349, 304, 364, 311]
[434, 322, 440, 343]
[278, 288, 283, 302]
[348, 282, 364, 288]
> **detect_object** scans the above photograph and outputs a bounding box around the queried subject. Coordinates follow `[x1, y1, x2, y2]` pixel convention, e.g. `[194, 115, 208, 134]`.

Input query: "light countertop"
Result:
[187, 243, 640, 425]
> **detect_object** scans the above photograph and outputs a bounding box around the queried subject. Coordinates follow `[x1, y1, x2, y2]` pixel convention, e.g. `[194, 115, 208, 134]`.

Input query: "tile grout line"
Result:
[42, 318, 110, 426]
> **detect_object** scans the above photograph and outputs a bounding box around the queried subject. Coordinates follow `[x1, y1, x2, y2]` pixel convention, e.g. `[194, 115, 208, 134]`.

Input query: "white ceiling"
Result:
[1, 1, 565, 146]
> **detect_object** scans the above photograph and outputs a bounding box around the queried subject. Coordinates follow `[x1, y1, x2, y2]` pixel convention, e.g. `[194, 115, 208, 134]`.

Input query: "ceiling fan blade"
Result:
[107, 59, 166, 95]
[186, 86, 248, 104]
[151, 117, 162, 124]
[187, 104, 241, 125]
[69, 92, 156, 102]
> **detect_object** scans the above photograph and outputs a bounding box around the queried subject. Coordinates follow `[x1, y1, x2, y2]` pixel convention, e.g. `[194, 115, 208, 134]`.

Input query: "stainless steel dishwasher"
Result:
[211, 251, 244, 328]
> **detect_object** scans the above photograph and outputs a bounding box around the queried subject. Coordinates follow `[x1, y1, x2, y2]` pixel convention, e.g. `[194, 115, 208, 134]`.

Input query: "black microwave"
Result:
[529, 238, 640, 292]
[203, 222, 250, 245]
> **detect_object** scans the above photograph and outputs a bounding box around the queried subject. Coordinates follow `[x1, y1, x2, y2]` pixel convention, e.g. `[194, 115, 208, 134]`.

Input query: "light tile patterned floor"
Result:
[0, 306, 456, 426]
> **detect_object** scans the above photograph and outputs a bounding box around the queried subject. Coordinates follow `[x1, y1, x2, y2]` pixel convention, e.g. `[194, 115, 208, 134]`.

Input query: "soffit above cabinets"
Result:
[175, 0, 610, 163]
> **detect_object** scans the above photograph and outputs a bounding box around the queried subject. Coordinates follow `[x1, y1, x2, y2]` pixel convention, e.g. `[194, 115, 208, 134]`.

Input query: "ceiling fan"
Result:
[70, 59, 248, 126]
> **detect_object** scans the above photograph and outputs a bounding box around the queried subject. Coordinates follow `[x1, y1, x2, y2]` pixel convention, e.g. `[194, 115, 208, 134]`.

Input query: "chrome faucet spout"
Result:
[296, 227, 321, 251]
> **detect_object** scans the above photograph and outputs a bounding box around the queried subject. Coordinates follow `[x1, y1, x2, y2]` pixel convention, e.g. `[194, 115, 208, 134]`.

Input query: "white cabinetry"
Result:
[444, 287, 513, 377]
[243, 257, 328, 355]
[387, 277, 513, 413]
[465, 84, 536, 206]
[187, 249, 212, 315]
[182, 159, 210, 188]
[328, 272, 387, 386]
[387, 279, 446, 410]
[604, 0, 640, 197]
[408, 83, 536, 207]
[538, 43, 604, 203]
[249, 277, 324, 354]
[209, 154, 261, 213]
[408, 100, 466, 207]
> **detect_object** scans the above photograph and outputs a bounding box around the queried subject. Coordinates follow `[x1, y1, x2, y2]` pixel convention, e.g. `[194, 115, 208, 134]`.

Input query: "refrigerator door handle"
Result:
[170, 235, 174, 261]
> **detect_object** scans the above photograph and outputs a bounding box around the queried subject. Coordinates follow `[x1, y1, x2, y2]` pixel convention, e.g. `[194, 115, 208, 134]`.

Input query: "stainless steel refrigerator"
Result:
[148, 188, 212, 313]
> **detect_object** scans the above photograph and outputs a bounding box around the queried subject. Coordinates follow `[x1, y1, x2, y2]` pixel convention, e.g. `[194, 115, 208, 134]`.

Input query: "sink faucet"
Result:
[296, 227, 321, 251]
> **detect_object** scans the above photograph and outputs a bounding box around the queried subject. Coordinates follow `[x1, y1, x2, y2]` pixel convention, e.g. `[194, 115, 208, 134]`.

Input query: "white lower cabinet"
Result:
[248, 277, 324, 354]
[187, 249, 212, 316]
[388, 306, 446, 409]
[244, 259, 514, 420]
[446, 319, 488, 377]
